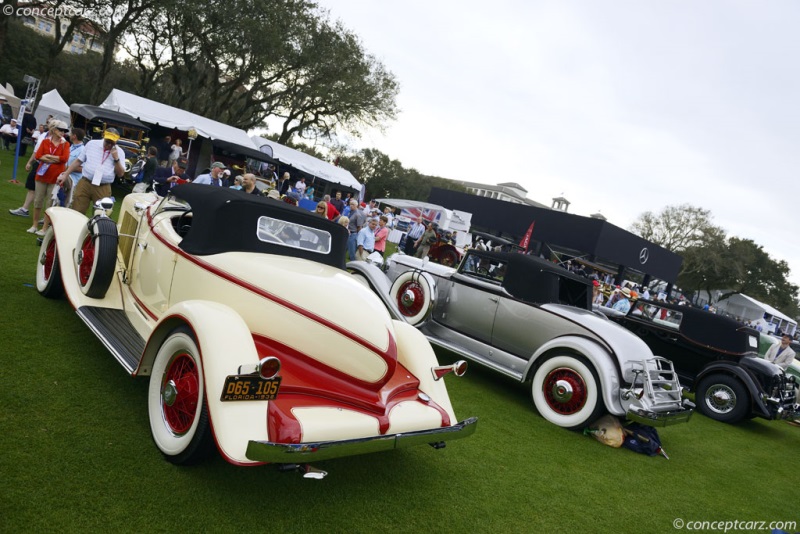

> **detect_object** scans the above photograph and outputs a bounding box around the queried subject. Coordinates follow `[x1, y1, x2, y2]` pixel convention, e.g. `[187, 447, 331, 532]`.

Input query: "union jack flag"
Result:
[399, 207, 443, 224]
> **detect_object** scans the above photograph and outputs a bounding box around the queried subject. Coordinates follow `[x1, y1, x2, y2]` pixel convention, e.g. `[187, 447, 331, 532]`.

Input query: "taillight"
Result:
[258, 356, 281, 379]
[431, 360, 467, 381]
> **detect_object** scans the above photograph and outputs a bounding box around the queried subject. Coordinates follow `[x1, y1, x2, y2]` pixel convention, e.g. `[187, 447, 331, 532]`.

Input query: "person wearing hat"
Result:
[612, 287, 633, 314]
[28, 121, 71, 236]
[56, 128, 126, 215]
[193, 161, 227, 186]
[152, 156, 192, 196]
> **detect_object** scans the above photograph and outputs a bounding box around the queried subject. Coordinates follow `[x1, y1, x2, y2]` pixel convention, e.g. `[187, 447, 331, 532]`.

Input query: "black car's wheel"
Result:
[75, 217, 118, 298]
[531, 354, 605, 429]
[389, 271, 433, 326]
[147, 326, 214, 465]
[696, 374, 750, 423]
[36, 227, 64, 299]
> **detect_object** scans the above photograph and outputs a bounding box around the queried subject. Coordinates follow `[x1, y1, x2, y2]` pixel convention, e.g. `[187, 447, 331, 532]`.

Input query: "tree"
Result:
[37, 0, 94, 92]
[82, 0, 158, 104]
[336, 148, 465, 201]
[631, 204, 799, 317]
[118, 0, 398, 140]
[629, 204, 725, 253]
[0, 0, 20, 59]
[717, 238, 799, 315]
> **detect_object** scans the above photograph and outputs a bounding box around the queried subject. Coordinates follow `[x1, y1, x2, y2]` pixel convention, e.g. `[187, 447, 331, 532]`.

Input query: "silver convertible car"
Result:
[350, 250, 694, 430]
[35, 185, 476, 473]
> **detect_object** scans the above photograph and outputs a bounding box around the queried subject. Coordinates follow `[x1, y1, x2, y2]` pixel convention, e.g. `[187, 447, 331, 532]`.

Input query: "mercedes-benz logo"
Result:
[639, 247, 649, 265]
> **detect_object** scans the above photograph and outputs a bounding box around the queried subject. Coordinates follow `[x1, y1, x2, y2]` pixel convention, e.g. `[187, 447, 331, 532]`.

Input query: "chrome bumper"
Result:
[245, 417, 478, 463]
[626, 405, 694, 427]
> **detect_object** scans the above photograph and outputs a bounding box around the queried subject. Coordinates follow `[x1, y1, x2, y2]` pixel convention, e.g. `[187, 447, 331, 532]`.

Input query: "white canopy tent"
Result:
[35, 89, 70, 126]
[714, 292, 797, 335]
[251, 135, 361, 192]
[0, 84, 21, 120]
[100, 89, 256, 148]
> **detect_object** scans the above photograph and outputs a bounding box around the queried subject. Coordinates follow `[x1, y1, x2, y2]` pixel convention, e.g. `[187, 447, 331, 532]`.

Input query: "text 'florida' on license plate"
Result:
[220, 375, 281, 401]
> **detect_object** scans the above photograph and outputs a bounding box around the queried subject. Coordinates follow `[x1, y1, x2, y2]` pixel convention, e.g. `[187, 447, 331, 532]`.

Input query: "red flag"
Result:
[519, 221, 535, 253]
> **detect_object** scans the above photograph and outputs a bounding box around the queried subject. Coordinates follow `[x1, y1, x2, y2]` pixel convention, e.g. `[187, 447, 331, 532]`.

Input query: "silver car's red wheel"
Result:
[36, 227, 64, 299]
[531, 355, 604, 429]
[389, 271, 433, 326]
[148, 326, 214, 465]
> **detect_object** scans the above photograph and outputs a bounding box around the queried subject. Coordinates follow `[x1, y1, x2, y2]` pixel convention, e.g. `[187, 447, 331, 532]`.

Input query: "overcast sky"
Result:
[313, 0, 800, 287]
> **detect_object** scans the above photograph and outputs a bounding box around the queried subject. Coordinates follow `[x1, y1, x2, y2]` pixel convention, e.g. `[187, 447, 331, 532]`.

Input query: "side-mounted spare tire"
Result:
[389, 270, 435, 326]
[74, 216, 118, 298]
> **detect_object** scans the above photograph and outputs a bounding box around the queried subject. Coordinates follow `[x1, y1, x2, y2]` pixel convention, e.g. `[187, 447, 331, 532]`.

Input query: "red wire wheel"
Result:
[396, 279, 426, 318]
[542, 367, 588, 415]
[77, 234, 95, 287]
[43, 238, 58, 282]
[161, 353, 200, 435]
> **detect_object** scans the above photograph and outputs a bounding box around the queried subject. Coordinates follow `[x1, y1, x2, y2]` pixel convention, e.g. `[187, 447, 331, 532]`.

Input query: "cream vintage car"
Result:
[35, 185, 476, 474]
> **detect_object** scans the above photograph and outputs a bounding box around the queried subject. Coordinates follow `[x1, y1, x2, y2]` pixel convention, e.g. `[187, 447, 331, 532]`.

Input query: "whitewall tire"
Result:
[389, 271, 433, 326]
[36, 227, 64, 299]
[147, 326, 214, 465]
[531, 354, 605, 429]
[74, 217, 118, 298]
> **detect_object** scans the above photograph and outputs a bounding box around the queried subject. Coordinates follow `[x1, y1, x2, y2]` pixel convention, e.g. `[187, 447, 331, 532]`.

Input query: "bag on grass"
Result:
[622, 423, 663, 456]
[584, 414, 624, 448]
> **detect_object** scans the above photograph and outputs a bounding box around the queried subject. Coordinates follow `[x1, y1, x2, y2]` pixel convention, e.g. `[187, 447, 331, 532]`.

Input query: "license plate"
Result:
[220, 375, 281, 401]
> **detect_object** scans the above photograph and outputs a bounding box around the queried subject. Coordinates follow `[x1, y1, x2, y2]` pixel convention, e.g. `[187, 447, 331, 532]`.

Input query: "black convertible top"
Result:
[169, 184, 348, 268]
[464, 250, 592, 308]
[633, 300, 758, 354]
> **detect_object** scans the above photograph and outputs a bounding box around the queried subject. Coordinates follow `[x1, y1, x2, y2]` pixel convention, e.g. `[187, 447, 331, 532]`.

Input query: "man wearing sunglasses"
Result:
[57, 128, 126, 215]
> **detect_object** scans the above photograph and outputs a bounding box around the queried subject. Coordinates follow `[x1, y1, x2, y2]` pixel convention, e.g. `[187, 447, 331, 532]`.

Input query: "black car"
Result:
[599, 299, 798, 423]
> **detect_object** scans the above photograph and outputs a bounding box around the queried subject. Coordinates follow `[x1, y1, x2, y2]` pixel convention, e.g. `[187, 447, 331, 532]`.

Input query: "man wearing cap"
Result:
[153, 157, 192, 196]
[57, 128, 126, 215]
[193, 161, 227, 186]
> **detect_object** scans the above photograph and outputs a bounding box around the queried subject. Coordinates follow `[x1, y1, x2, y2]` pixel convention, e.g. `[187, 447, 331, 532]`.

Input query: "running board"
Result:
[422, 322, 525, 382]
[76, 306, 145, 374]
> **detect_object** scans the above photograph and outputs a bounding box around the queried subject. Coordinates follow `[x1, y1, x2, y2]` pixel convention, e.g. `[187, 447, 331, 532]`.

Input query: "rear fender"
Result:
[392, 320, 457, 422]
[525, 336, 624, 415]
[139, 300, 266, 464]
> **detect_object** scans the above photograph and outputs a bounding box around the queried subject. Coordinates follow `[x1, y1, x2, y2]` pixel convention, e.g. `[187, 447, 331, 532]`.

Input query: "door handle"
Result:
[488, 297, 499, 303]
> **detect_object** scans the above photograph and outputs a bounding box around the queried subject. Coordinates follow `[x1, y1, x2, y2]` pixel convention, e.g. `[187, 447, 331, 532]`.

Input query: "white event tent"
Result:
[0, 84, 21, 119]
[35, 89, 70, 126]
[252, 135, 361, 192]
[100, 89, 257, 149]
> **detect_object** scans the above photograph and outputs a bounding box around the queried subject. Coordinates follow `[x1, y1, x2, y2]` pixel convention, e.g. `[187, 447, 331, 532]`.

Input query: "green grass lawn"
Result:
[1, 152, 798, 533]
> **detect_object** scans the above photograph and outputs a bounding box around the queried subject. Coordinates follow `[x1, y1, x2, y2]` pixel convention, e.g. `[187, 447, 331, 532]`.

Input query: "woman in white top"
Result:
[168, 138, 185, 165]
